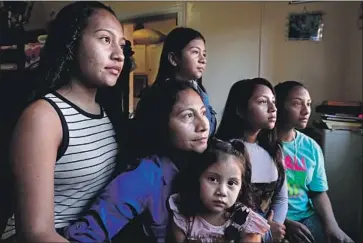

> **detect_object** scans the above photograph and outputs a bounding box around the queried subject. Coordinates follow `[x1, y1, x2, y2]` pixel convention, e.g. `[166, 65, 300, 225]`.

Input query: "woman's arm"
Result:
[11, 100, 68, 242]
[309, 142, 353, 242]
[63, 160, 160, 242]
[311, 192, 354, 243]
[310, 192, 337, 230]
[267, 177, 288, 242]
[270, 176, 288, 224]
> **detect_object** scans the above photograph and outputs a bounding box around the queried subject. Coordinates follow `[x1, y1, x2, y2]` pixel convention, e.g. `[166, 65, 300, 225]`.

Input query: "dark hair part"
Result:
[154, 27, 206, 91]
[177, 137, 253, 218]
[274, 80, 306, 124]
[129, 81, 201, 159]
[33, 1, 116, 98]
[216, 78, 285, 191]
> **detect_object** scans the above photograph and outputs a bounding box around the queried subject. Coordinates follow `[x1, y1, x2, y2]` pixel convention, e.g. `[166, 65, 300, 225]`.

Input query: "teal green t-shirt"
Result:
[282, 130, 328, 221]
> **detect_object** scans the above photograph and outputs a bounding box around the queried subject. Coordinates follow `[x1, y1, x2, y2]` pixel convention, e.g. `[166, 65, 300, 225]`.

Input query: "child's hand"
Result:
[267, 210, 286, 242]
[229, 204, 270, 235]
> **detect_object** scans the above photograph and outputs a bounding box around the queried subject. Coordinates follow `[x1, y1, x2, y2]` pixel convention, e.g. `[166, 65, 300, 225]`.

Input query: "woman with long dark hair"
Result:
[216, 78, 288, 243]
[1, 2, 124, 242]
[136, 27, 217, 137]
[275, 81, 354, 243]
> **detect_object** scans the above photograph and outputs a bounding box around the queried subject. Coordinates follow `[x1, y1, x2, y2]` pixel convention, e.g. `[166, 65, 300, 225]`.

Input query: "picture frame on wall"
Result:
[287, 11, 324, 41]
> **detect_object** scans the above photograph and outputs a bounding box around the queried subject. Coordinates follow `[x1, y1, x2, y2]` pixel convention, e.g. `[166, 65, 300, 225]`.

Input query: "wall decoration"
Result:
[287, 11, 324, 41]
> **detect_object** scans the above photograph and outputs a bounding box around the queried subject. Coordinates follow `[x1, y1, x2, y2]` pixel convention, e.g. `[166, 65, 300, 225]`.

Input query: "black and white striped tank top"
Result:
[2, 92, 119, 239]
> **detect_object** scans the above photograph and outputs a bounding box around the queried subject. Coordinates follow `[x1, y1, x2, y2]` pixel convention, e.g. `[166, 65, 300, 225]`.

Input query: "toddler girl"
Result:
[169, 138, 270, 243]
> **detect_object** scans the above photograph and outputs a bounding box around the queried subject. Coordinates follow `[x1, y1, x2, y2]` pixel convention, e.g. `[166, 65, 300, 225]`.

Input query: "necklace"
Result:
[293, 130, 298, 164]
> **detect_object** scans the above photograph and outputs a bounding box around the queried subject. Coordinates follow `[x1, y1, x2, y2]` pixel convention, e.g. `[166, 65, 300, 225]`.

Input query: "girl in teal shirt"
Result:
[275, 81, 353, 243]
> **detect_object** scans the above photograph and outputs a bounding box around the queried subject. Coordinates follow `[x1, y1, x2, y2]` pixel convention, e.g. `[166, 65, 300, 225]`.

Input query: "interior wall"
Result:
[186, 2, 262, 122]
[342, 2, 362, 102]
[19, 1, 363, 121]
[260, 1, 361, 122]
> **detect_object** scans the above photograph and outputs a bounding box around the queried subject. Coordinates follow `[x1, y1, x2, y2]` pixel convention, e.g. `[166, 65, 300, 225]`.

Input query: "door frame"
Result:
[116, 2, 186, 26]
[117, 2, 186, 116]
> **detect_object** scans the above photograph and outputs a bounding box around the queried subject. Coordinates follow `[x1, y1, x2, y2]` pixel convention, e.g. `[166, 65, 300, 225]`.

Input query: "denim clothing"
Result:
[193, 82, 217, 136]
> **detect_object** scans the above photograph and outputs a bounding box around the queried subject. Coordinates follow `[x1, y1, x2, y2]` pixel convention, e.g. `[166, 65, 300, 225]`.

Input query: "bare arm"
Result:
[11, 100, 68, 242]
[310, 191, 338, 229]
[311, 191, 353, 242]
[170, 221, 186, 243]
[309, 143, 353, 242]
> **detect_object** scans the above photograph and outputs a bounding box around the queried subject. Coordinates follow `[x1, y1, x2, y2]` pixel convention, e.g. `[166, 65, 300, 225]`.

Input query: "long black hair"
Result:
[275, 80, 306, 125]
[176, 137, 253, 218]
[154, 27, 206, 91]
[32, 1, 116, 99]
[216, 78, 285, 190]
[127, 81, 202, 162]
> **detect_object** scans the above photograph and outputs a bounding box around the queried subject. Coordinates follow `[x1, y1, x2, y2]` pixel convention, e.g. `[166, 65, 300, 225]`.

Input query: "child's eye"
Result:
[208, 177, 217, 183]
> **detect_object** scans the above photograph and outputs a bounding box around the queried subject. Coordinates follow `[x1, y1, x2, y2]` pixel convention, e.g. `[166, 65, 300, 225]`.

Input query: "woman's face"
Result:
[174, 38, 207, 81]
[282, 86, 312, 129]
[169, 88, 209, 153]
[246, 84, 277, 130]
[76, 9, 125, 87]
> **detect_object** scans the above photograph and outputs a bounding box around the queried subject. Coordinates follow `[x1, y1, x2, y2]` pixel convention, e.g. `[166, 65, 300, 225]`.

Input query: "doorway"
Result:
[122, 13, 178, 115]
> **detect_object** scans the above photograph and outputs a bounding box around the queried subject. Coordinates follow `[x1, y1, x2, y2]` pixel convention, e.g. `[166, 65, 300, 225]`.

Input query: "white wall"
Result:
[186, 2, 262, 121]
[26, 1, 363, 123]
[186, 1, 362, 123]
[342, 2, 362, 102]
[259, 1, 362, 121]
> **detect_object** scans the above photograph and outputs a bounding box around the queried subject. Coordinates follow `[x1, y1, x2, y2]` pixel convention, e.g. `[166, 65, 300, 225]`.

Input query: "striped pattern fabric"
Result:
[2, 92, 118, 239]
